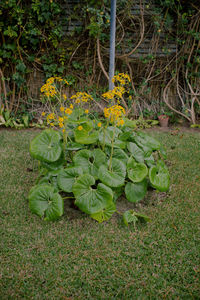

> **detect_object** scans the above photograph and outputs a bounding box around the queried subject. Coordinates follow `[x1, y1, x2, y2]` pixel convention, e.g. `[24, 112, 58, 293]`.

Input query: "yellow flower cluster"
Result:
[40, 83, 57, 97]
[102, 86, 125, 100]
[70, 92, 93, 104]
[112, 73, 131, 85]
[104, 105, 125, 125]
[40, 77, 69, 98]
[45, 104, 74, 129]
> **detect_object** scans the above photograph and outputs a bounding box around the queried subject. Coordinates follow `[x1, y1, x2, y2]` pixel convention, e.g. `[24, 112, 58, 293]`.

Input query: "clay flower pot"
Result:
[158, 114, 169, 127]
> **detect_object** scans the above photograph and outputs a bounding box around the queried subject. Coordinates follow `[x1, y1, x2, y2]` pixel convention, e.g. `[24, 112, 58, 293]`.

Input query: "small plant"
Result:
[28, 74, 170, 226]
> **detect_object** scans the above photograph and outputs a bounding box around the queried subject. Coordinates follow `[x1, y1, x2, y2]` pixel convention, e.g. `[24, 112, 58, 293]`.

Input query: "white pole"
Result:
[109, 0, 117, 90]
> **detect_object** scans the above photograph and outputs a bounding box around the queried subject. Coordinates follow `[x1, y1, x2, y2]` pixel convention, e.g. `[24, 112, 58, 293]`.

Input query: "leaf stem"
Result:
[109, 124, 116, 171]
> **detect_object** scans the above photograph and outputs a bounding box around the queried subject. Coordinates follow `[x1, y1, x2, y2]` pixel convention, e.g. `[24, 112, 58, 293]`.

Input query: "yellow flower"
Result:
[97, 122, 102, 127]
[65, 108, 72, 115]
[104, 105, 125, 123]
[78, 125, 83, 131]
[85, 109, 89, 114]
[59, 123, 64, 128]
[46, 77, 54, 84]
[70, 104, 73, 109]
[50, 123, 54, 127]
[62, 129, 66, 133]
[63, 94, 67, 100]
[41, 112, 46, 116]
[70, 92, 93, 103]
[118, 119, 125, 126]
[47, 113, 55, 120]
[112, 73, 131, 85]
[60, 106, 65, 112]
[58, 117, 64, 122]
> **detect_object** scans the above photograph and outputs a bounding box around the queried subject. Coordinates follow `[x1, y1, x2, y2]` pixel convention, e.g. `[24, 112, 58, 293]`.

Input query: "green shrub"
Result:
[28, 75, 170, 226]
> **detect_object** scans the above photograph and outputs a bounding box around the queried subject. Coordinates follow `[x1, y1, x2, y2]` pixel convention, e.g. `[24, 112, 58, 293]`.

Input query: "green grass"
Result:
[0, 128, 200, 299]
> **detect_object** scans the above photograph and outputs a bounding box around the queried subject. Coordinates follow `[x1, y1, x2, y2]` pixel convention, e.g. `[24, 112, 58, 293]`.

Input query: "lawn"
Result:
[0, 128, 199, 299]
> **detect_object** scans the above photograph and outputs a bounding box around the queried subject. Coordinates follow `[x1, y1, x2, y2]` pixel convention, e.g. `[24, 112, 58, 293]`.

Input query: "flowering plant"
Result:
[28, 75, 170, 226]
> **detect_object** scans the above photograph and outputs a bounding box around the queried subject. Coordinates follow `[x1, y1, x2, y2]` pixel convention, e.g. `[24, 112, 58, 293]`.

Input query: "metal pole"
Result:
[109, 0, 117, 90]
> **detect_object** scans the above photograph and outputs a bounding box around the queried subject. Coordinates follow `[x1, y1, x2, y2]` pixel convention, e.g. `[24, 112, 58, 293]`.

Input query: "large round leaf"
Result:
[75, 128, 98, 145]
[149, 160, 170, 192]
[127, 142, 144, 163]
[66, 142, 85, 151]
[113, 148, 128, 165]
[90, 202, 116, 223]
[144, 153, 155, 168]
[98, 126, 126, 149]
[73, 174, 113, 214]
[73, 149, 92, 173]
[98, 158, 126, 187]
[41, 153, 64, 171]
[125, 180, 147, 203]
[73, 149, 106, 178]
[90, 149, 107, 178]
[57, 167, 83, 193]
[134, 132, 160, 152]
[30, 129, 62, 162]
[29, 185, 64, 221]
[127, 157, 148, 183]
[37, 170, 60, 192]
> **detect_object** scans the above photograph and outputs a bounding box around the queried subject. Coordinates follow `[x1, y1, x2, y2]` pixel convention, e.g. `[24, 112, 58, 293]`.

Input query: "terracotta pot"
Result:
[158, 115, 169, 127]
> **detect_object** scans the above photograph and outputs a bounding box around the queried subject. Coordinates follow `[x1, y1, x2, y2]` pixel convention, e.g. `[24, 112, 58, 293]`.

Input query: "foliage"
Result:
[0, 105, 45, 129]
[28, 74, 170, 225]
[0, 0, 199, 124]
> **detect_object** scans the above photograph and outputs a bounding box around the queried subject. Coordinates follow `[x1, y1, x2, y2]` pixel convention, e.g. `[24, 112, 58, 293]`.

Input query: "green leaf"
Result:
[134, 212, 151, 222]
[123, 210, 151, 226]
[30, 129, 62, 163]
[149, 160, 170, 192]
[98, 126, 126, 149]
[127, 142, 144, 163]
[73, 120, 97, 145]
[123, 210, 138, 226]
[37, 171, 60, 192]
[159, 146, 167, 159]
[90, 202, 116, 223]
[98, 158, 126, 187]
[75, 128, 98, 145]
[29, 185, 63, 221]
[144, 153, 155, 168]
[118, 131, 132, 141]
[112, 186, 124, 203]
[73, 149, 92, 173]
[125, 180, 147, 203]
[41, 153, 64, 171]
[134, 132, 160, 152]
[124, 118, 137, 128]
[113, 148, 128, 165]
[73, 149, 106, 178]
[66, 142, 85, 151]
[22, 115, 29, 127]
[127, 158, 148, 182]
[90, 148, 107, 178]
[57, 167, 83, 193]
[73, 174, 113, 214]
